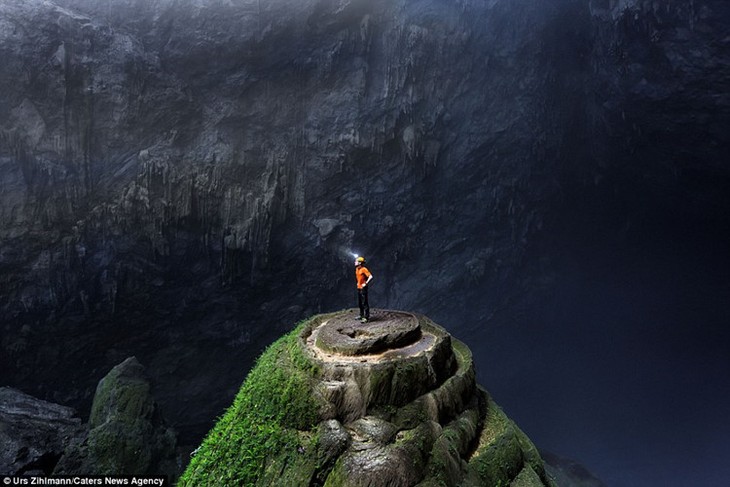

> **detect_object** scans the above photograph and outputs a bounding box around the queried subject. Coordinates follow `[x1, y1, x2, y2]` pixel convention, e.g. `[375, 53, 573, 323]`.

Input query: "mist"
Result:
[1, 0, 729, 485]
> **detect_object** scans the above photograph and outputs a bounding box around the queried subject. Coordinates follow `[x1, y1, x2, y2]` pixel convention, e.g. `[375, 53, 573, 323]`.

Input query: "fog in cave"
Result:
[1, 0, 728, 485]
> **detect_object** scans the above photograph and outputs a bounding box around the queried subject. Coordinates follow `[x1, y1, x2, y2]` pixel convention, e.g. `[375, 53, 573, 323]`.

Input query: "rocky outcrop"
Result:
[181, 310, 556, 486]
[54, 357, 179, 477]
[1, 0, 727, 462]
[0, 357, 178, 477]
[0, 387, 84, 475]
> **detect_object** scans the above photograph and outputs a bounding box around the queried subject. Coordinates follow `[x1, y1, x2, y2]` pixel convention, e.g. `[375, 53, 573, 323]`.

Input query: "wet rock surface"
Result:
[181, 311, 557, 486]
[306, 309, 455, 419]
[297, 311, 555, 487]
[314, 310, 421, 356]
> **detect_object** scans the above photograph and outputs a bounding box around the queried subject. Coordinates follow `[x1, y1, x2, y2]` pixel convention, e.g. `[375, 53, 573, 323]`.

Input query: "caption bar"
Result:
[2, 477, 167, 486]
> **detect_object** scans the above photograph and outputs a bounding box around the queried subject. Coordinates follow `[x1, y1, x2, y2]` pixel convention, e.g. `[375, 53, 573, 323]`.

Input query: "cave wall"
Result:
[1, 0, 727, 447]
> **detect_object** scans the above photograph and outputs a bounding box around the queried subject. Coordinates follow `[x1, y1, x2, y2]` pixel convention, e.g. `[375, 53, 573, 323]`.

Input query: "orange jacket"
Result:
[355, 266, 372, 289]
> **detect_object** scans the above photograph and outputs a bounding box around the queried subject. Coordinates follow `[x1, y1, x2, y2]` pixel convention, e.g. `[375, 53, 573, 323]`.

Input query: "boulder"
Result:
[54, 357, 179, 477]
[0, 387, 84, 475]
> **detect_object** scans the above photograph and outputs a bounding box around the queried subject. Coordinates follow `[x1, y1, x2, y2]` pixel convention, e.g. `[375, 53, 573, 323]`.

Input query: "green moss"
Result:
[178, 312, 553, 487]
[466, 397, 532, 486]
[426, 434, 463, 486]
[178, 320, 323, 486]
[86, 421, 151, 474]
[90, 363, 152, 429]
[450, 338, 472, 372]
[510, 465, 546, 487]
[322, 457, 348, 487]
[258, 431, 321, 486]
[393, 399, 430, 429]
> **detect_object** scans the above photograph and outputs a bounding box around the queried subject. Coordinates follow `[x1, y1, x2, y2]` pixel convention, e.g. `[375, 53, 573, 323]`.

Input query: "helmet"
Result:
[355, 256, 366, 264]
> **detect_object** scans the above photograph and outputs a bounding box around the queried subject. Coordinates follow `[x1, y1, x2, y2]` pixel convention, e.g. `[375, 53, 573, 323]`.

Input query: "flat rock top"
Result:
[313, 310, 421, 356]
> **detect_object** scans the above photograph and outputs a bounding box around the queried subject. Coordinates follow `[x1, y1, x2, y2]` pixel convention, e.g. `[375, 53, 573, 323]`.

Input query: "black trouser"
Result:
[358, 287, 369, 319]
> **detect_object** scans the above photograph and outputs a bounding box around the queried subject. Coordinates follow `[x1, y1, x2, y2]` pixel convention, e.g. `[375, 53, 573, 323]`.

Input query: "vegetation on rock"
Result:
[54, 357, 178, 477]
[179, 321, 324, 486]
[179, 311, 556, 486]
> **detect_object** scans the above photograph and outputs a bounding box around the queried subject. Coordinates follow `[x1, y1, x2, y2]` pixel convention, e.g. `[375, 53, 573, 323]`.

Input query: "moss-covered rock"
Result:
[54, 357, 178, 478]
[180, 310, 557, 486]
[464, 393, 555, 487]
[179, 321, 324, 486]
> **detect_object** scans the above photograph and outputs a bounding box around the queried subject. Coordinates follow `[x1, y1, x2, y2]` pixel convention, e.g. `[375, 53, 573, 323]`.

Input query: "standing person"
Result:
[355, 256, 373, 322]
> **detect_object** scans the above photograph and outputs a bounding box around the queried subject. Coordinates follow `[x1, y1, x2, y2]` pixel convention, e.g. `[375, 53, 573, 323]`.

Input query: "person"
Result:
[354, 256, 373, 322]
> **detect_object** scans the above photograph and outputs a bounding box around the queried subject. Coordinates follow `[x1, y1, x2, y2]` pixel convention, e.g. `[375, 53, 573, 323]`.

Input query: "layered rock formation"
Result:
[1, 0, 727, 466]
[181, 310, 555, 486]
[1, 0, 585, 442]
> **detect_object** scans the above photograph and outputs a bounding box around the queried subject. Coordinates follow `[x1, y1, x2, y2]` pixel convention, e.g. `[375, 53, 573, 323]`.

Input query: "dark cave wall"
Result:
[578, 0, 730, 217]
[1, 0, 728, 444]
